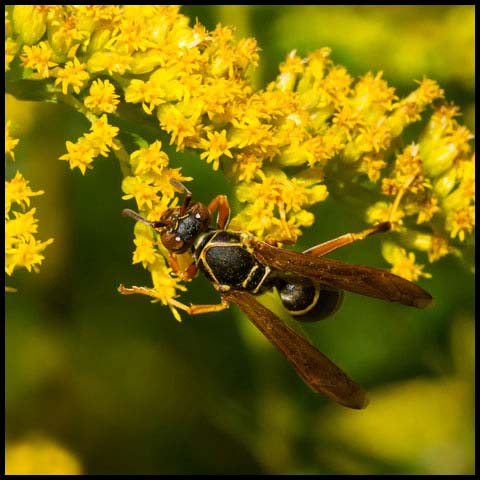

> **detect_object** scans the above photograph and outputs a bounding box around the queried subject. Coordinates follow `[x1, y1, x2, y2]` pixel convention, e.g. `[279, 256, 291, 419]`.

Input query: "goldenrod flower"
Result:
[230, 169, 328, 242]
[132, 231, 158, 269]
[20, 42, 57, 78]
[5, 131, 54, 278]
[83, 79, 120, 114]
[121, 176, 162, 211]
[446, 206, 475, 242]
[59, 115, 118, 174]
[124, 78, 168, 115]
[5, 171, 44, 212]
[382, 242, 431, 282]
[199, 130, 234, 171]
[53, 57, 89, 94]
[85, 115, 119, 156]
[87, 51, 132, 76]
[59, 139, 97, 175]
[5, 235, 54, 276]
[130, 141, 169, 177]
[5, 121, 19, 159]
[157, 104, 199, 151]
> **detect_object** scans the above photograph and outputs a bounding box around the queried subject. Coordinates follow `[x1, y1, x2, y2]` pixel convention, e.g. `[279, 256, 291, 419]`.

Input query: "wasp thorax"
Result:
[159, 203, 211, 253]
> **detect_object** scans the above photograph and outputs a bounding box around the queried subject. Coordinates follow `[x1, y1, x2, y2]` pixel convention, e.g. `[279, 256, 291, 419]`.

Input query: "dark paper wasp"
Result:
[119, 179, 433, 409]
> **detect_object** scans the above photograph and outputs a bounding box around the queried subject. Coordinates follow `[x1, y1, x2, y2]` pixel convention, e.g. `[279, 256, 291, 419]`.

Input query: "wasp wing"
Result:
[222, 289, 369, 409]
[251, 240, 433, 309]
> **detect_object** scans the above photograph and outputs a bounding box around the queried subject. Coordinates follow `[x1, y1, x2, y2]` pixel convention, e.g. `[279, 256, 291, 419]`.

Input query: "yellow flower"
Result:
[6, 119, 53, 279]
[87, 51, 133, 75]
[83, 79, 120, 113]
[157, 104, 199, 150]
[427, 234, 451, 263]
[5, 207, 54, 276]
[5, 237, 54, 276]
[20, 42, 57, 78]
[381, 143, 425, 198]
[59, 139, 96, 175]
[231, 168, 328, 242]
[59, 115, 118, 174]
[54, 57, 89, 94]
[149, 259, 188, 321]
[130, 141, 170, 177]
[382, 242, 431, 282]
[387, 79, 444, 137]
[199, 130, 234, 171]
[359, 153, 387, 183]
[277, 50, 305, 92]
[416, 194, 440, 224]
[85, 115, 119, 156]
[421, 104, 474, 178]
[229, 122, 274, 150]
[447, 206, 475, 242]
[353, 71, 397, 113]
[132, 226, 159, 269]
[6, 209, 39, 247]
[5, 121, 20, 159]
[124, 78, 167, 115]
[229, 151, 264, 182]
[121, 176, 161, 210]
[366, 201, 404, 226]
[5, 171, 44, 212]
[356, 121, 392, 154]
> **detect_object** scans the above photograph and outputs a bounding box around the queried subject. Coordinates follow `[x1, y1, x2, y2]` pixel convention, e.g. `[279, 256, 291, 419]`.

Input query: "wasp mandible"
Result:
[119, 179, 433, 409]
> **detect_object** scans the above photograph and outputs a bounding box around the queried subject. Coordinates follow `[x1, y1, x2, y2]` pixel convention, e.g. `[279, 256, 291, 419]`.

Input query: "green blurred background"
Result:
[5, 5, 474, 474]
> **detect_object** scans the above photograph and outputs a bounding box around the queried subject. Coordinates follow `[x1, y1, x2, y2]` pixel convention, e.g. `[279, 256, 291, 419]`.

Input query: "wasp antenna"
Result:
[122, 208, 156, 227]
[170, 179, 193, 214]
[170, 178, 192, 197]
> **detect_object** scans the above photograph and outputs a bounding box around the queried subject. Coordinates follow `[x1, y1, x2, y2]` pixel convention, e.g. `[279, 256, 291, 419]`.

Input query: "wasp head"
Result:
[157, 202, 211, 253]
[122, 180, 211, 254]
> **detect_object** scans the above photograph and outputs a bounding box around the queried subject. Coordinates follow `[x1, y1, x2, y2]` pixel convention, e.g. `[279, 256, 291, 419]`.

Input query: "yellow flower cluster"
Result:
[5, 122, 53, 278]
[5, 5, 474, 304]
[120, 140, 191, 319]
[367, 102, 475, 279]
[59, 115, 119, 175]
[6, 436, 82, 475]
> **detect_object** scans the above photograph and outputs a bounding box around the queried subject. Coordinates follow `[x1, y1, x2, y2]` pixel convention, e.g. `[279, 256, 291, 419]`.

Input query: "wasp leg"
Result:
[170, 297, 230, 315]
[180, 262, 198, 281]
[207, 195, 231, 229]
[167, 253, 198, 281]
[118, 284, 163, 298]
[303, 222, 391, 257]
[118, 284, 230, 315]
[303, 173, 420, 257]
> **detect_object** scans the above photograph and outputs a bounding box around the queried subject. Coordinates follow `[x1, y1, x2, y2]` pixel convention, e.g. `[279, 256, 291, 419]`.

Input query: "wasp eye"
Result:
[160, 231, 186, 252]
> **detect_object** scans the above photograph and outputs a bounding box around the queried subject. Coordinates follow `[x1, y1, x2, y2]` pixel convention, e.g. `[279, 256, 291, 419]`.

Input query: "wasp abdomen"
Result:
[194, 231, 272, 293]
[275, 276, 344, 322]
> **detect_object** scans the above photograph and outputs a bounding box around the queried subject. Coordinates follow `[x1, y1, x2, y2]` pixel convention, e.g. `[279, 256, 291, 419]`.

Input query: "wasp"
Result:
[119, 179, 433, 409]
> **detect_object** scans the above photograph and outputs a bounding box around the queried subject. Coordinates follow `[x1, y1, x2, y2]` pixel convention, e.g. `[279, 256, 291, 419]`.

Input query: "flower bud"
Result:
[433, 168, 457, 198]
[422, 142, 457, 178]
[13, 6, 47, 45]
